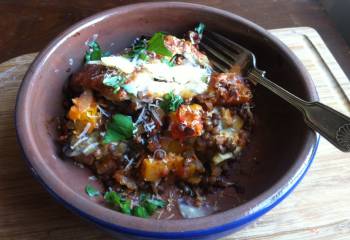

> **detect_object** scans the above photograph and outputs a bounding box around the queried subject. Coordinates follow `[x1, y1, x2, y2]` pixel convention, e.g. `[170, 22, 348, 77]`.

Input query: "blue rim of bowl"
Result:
[19, 135, 319, 239]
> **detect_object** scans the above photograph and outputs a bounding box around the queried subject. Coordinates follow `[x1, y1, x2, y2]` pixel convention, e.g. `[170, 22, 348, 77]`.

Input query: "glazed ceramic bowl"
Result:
[15, 2, 319, 240]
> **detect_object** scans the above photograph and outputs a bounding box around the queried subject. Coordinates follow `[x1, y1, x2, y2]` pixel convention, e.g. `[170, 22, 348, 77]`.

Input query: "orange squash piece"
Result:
[141, 157, 169, 182]
[67, 90, 101, 134]
[170, 104, 204, 140]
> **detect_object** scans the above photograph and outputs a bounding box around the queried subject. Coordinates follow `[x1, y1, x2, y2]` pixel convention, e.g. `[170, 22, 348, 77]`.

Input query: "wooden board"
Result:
[0, 27, 349, 239]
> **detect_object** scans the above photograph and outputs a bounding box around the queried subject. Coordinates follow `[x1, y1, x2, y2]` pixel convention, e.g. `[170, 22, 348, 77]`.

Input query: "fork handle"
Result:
[248, 68, 350, 152]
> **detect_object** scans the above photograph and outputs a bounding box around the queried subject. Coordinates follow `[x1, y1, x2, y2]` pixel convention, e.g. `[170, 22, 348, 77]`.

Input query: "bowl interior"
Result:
[17, 2, 317, 233]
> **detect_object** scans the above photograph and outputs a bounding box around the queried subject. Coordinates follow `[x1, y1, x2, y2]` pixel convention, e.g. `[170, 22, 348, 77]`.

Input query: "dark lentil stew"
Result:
[58, 24, 255, 219]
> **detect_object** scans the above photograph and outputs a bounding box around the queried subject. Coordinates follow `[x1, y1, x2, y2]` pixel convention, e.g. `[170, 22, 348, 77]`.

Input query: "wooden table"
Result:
[1, 0, 350, 79]
[1, 1, 350, 239]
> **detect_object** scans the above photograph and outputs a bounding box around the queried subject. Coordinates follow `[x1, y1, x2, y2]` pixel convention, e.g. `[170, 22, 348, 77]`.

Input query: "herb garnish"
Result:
[161, 57, 175, 67]
[104, 190, 166, 218]
[147, 32, 173, 57]
[127, 37, 149, 61]
[104, 113, 135, 144]
[104, 190, 132, 215]
[195, 23, 205, 38]
[85, 41, 102, 62]
[103, 75, 126, 93]
[104, 190, 121, 204]
[144, 199, 166, 215]
[119, 199, 132, 215]
[85, 184, 100, 197]
[160, 91, 184, 113]
[138, 193, 166, 216]
[133, 206, 149, 218]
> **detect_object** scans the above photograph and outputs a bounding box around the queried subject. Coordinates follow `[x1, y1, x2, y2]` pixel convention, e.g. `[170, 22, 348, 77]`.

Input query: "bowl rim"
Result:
[15, 1, 319, 238]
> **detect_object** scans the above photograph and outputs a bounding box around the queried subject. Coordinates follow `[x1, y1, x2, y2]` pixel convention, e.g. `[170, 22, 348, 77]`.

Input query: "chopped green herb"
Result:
[160, 91, 184, 113]
[195, 23, 206, 37]
[104, 190, 132, 214]
[120, 199, 132, 215]
[147, 32, 173, 57]
[144, 198, 166, 215]
[201, 74, 210, 83]
[146, 198, 166, 208]
[161, 57, 175, 67]
[139, 192, 150, 203]
[139, 53, 149, 61]
[103, 75, 126, 93]
[109, 114, 135, 138]
[104, 190, 166, 218]
[104, 130, 126, 144]
[85, 185, 100, 197]
[85, 41, 102, 62]
[103, 113, 135, 144]
[127, 37, 149, 61]
[104, 190, 122, 205]
[144, 202, 158, 215]
[138, 193, 166, 215]
[132, 206, 150, 218]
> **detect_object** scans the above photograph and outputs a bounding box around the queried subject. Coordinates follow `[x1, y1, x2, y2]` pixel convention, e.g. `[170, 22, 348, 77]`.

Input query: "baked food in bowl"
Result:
[15, 2, 318, 239]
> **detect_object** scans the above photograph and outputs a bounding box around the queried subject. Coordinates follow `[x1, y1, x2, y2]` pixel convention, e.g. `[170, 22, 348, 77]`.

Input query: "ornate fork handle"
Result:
[248, 68, 350, 152]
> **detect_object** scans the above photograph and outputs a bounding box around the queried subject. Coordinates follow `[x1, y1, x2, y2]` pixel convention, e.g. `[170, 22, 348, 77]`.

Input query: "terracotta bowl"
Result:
[15, 2, 319, 239]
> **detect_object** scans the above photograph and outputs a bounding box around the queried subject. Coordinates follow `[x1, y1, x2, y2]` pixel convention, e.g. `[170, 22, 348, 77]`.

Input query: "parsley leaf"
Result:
[104, 129, 126, 143]
[138, 193, 166, 215]
[103, 113, 135, 144]
[144, 198, 166, 215]
[85, 185, 100, 197]
[103, 75, 126, 93]
[104, 190, 166, 218]
[104, 190, 132, 215]
[104, 190, 122, 205]
[147, 32, 173, 57]
[85, 41, 102, 62]
[120, 199, 132, 215]
[160, 91, 184, 113]
[146, 198, 166, 208]
[195, 23, 206, 37]
[144, 202, 158, 215]
[132, 206, 150, 218]
[127, 37, 149, 61]
[109, 114, 135, 138]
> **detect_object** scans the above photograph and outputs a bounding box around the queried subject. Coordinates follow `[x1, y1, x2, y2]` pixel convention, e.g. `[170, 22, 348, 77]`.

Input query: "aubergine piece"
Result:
[69, 64, 129, 102]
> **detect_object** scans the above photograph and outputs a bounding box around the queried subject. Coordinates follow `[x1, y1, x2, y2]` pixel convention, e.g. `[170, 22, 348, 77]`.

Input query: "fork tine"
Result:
[201, 31, 253, 71]
[200, 42, 233, 69]
[209, 59, 228, 73]
[200, 42, 231, 72]
[202, 35, 237, 64]
[207, 31, 247, 54]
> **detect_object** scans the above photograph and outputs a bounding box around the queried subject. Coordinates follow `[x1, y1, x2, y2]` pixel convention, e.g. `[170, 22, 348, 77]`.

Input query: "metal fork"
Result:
[200, 31, 350, 152]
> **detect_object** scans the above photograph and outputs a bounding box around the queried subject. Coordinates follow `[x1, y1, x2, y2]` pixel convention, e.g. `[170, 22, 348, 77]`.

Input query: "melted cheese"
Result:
[101, 56, 210, 98]
[101, 56, 135, 74]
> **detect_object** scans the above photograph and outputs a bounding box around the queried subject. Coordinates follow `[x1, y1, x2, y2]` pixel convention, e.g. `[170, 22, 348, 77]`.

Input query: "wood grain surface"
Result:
[0, 27, 349, 239]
